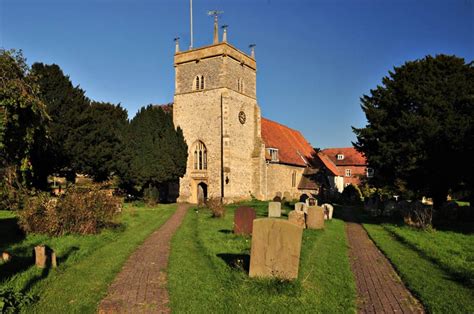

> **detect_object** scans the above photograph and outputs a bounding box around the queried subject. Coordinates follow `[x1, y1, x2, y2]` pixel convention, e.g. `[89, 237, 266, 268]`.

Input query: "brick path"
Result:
[344, 211, 424, 313]
[98, 203, 190, 314]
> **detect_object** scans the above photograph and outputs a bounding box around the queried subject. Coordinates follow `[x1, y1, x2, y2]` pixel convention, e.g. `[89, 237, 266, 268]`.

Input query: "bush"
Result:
[402, 201, 433, 230]
[18, 185, 121, 236]
[341, 184, 363, 205]
[0, 287, 36, 313]
[143, 185, 160, 206]
[206, 197, 225, 218]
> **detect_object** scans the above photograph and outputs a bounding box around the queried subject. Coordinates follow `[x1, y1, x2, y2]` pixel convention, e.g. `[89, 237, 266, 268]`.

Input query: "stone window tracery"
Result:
[194, 75, 205, 90]
[194, 141, 207, 170]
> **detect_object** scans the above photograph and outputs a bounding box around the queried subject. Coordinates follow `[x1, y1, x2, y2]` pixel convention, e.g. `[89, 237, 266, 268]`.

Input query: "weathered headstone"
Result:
[234, 206, 257, 235]
[288, 210, 306, 228]
[249, 218, 303, 280]
[321, 203, 334, 220]
[1, 251, 11, 262]
[34, 245, 57, 268]
[283, 191, 291, 200]
[306, 197, 317, 206]
[306, 206, 325, 229]
[294, 202, 307, 212]
[268, 202, 281, 217]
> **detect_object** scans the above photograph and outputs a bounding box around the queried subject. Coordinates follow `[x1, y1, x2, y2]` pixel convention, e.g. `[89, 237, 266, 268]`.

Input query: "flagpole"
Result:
[190, 0, 193, 49]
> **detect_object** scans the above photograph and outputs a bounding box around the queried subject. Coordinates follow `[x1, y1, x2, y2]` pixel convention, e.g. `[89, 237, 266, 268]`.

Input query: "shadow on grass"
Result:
[218, 229, 233, 234]
[0, 217, 26, 250]
[217, 253, 250, 273]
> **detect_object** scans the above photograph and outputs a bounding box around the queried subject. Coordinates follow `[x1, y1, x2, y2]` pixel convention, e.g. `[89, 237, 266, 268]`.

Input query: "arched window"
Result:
[195, 76, 200, 90]
[201, 75, 204, 90]
[194, 141, 207, 170]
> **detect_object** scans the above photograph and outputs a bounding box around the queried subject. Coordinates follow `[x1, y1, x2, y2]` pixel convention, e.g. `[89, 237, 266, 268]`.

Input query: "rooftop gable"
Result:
[321, 147, 367, 166]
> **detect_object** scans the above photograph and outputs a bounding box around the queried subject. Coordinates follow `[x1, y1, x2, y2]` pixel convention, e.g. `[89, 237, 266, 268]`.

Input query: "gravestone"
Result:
[283, 191, 291, 200]
[268, 202, 281, 217]
[234, 206, 256, 235]
[288, 210, 305, 228]
[306, 206, 325, 229]
[1, 251, 11, 262]
[249, 218, 303, 280]
[34, 245, 57, 268]
[321, 203, 334, 220]
[294, 202, 307, 212]
[306, 197, 317, 206]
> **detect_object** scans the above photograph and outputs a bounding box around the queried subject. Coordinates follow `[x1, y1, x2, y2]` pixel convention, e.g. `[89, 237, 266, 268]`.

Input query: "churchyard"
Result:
[1, 197, 473, 312]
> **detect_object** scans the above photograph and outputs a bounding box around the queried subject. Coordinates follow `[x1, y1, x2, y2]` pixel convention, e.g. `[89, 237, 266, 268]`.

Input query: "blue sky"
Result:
[1, 0, 473, 148]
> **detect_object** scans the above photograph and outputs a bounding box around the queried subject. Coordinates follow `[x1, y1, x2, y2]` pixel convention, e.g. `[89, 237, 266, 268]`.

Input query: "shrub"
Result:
[206, 197, 225, 218]
[18, 185, 121, 236]
[402, 201, 433, 230]
[341, 184, 363, 205]
[143, 185, 160, 206]
[0, 287, 36, 313]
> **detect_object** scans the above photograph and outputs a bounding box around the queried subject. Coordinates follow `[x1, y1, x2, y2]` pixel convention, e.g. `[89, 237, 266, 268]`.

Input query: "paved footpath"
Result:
[99, 203, 190, 314]
[344, 210, 424, 314]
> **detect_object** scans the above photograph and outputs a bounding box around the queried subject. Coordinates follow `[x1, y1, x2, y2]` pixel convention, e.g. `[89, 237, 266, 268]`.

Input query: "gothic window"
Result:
[194, 141, 207, 170]
[195, 76, 200, 90]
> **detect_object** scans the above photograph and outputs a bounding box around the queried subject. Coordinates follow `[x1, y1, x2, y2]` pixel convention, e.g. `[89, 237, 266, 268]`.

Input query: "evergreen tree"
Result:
[353, 55, 474, 209]
[121, 105, 187, 195]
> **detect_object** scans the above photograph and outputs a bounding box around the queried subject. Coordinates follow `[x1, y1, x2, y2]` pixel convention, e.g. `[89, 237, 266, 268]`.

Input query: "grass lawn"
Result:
[0, 203, 176, 313]
[168, 201, 356, 313]
[363, 222, 474, 313]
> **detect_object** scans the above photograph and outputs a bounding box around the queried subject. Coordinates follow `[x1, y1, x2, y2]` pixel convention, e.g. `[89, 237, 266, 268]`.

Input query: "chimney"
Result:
[221, 25, 228, 42]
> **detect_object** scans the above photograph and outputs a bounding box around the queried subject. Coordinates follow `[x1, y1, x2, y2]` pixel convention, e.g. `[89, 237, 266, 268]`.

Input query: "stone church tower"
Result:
[173, 21, 266, 203]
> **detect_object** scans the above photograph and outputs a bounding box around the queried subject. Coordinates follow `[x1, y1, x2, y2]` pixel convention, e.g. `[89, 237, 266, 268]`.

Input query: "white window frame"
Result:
[366, 167, 374, 178]
[268, 148, 279, 162]
[345, 169, 351, 177]
[337, 154, 344, 160]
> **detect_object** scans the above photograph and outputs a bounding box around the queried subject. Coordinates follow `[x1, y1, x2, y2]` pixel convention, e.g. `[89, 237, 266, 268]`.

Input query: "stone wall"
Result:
[264, 163, 307, 201]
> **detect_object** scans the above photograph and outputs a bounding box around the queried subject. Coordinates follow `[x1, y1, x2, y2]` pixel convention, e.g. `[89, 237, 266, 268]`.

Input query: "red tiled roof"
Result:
[317, 152, 341, 176]
[321, 147, 367, 166]
[261, 118, 315, 167]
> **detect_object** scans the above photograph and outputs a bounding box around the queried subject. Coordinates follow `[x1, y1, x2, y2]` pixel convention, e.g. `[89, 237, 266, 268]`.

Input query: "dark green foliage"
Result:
[31, 63, 89, 181]
[0, 287, 36, 313]
[0, 49, 49, 200]
[120, 105, 187, 196]
[143, 184, 160, 205]
[353, 55, 474, 208]
[341, 184, 363, 205]
[74, 102, 128, 182]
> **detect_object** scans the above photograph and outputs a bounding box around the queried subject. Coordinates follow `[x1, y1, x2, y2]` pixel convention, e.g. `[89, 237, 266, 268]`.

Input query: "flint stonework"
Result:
[249, 218, 303, 280]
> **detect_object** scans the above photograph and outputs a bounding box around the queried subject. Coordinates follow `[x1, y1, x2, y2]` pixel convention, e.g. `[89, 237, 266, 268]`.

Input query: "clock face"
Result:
[238, 111, 246, 124]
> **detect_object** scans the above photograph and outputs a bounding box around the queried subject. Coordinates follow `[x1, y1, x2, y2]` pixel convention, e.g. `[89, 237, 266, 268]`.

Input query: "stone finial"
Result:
[213, 15, 219, 44]
[221, 25, 228, 42]
[174, 37, 180, 53]
[249, 44, 256, 58]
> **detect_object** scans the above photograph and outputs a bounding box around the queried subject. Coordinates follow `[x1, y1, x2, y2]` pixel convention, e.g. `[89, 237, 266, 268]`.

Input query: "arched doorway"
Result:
[197, 182, 208, 205]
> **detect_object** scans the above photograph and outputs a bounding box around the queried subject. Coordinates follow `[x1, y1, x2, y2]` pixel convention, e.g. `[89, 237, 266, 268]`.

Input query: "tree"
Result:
[0, 49, 50, 188]
[31, 63, 90, 181]
[120, 105, 187, 196]
[75, 102, 128, 182]
[353, 55, 474, 209]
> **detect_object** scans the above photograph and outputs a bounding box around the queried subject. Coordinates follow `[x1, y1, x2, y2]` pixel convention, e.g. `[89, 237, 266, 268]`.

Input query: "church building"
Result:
[173, 18, 319, 204]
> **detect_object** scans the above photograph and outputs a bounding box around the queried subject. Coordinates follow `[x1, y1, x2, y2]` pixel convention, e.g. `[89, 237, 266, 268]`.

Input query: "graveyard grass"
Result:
[0, 203, 176, 313]
[168, 201, 357, 312]
[363, 222, 474, 313]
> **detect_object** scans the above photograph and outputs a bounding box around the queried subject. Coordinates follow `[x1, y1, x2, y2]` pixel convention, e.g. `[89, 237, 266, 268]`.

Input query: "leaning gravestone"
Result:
[321, 203, 334, 220]
[249, 218, 303, 280]
[288, 210, 306, 228]
[268, 202, 281, 217]
[306, 206, 325, 229]
[34, 245, 57, 268]
[234, 206, 257, 235]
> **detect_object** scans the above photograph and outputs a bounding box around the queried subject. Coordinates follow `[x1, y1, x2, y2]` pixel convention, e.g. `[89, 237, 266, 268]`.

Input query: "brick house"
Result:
[320, 147, 372, 189]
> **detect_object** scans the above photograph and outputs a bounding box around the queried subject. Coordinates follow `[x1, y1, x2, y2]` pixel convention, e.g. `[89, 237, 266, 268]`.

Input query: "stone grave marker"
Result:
[294, 202, 307, 212]
[288, 210, 305, 228]
[306, 206, 325, 229]
[234, 206, 257, 235]
[268, 202, 281, 217]
[321, 203, 334, 220]
[306, 197, 317, 206]
[249, 218, 303, 280]
[34, 245, 57, 268]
